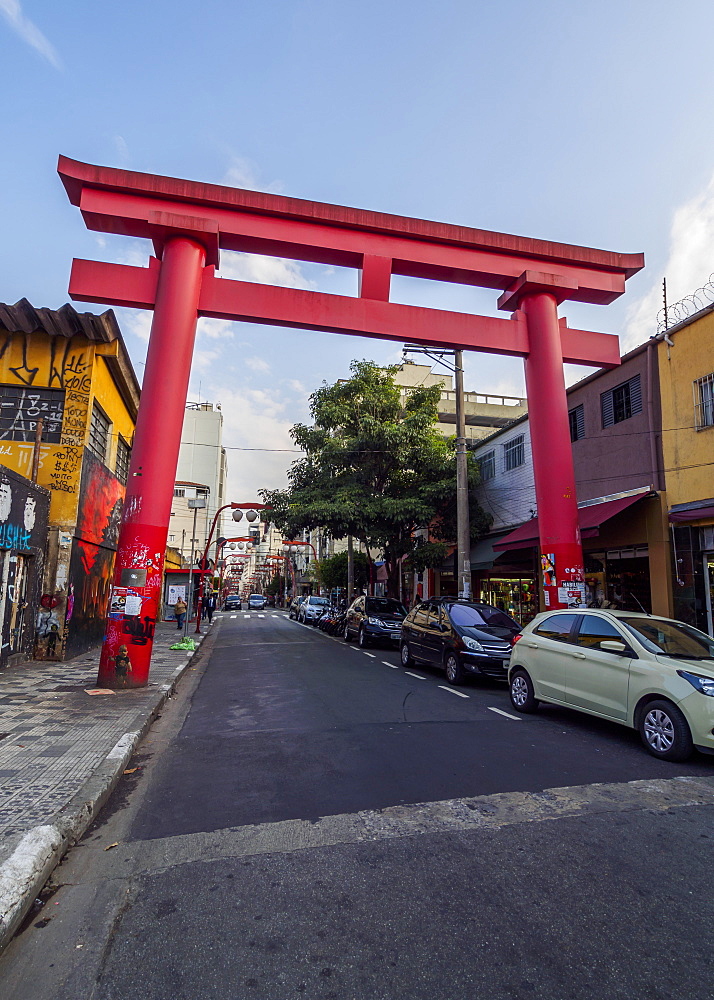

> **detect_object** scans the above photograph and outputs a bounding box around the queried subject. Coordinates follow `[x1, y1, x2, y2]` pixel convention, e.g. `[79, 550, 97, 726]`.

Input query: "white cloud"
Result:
[220, 155, 284, 194]
[244, 356, 270, 373]
[113, 135, 130, 165]
[197, 317, 234, 341]
[625, 171, 714, 350]
[0, 0, 61, 67]
[218, 249, 314, 290]
[121, 309, 152, 344]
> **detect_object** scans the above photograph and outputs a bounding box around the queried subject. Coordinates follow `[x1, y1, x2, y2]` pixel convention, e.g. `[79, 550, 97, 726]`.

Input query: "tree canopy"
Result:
[261, 360, 490, 596]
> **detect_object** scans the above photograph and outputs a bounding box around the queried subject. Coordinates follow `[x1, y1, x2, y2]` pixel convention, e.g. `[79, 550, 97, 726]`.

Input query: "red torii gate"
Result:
[58, 156, 643, 687]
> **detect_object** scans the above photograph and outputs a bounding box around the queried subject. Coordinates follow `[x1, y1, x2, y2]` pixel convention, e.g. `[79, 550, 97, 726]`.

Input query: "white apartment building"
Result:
[168, 402, 227, 565]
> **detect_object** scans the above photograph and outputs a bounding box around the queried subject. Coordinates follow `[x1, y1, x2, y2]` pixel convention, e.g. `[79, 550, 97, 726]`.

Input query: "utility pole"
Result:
[347, 534, 354, 603]
[403, 345, 472, 601]
[454, 350, 471, 600]
[186, 497, 206, 636]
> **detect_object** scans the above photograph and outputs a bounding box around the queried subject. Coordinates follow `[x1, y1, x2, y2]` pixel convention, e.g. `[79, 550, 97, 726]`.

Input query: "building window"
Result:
[601, 374, 642, 428]
[569, 404, 585, 442]
[168, 533, 175, 543]
[173, 487, 185, 497]
[0, 385, 65, 443]
[115, 436, 131, 484]
[503, 435, 525, 471]
[694, 373, 714, 429]
[478, 450, 495, 481]
[196, 487, 209, 498]
[88, 402, 111, 463]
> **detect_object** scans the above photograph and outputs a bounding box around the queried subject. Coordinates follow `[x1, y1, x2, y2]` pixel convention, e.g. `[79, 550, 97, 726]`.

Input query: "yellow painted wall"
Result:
[0, 331, 95, 526]
[91, 345, 135, 474]
[658, 312, 714, 506]
[0, 331, 136, 529]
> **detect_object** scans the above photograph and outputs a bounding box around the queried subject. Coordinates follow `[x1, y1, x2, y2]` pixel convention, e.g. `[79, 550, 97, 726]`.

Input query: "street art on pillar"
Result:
[65, 449, 124, 658]
[59, 156, 644, 686]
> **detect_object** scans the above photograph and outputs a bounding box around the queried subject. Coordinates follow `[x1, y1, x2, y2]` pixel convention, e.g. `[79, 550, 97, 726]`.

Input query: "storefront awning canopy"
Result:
[441, 535, 510, 572]
[669, 499, 714, 523]
[493, 491, 652, 552]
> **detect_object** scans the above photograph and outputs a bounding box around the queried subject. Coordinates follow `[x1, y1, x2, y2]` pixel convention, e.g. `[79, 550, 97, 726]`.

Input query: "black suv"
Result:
[343, 596, 408, 647]
[400, 599, 521, 684]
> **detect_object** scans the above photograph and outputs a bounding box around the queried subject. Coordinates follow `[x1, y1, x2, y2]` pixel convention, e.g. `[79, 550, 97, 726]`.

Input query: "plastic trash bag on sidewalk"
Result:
[170, 638, 198, 651]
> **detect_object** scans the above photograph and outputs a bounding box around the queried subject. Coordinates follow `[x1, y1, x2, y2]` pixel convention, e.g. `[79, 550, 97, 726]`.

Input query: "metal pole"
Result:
[186, 506, 198, 638]
[454, 350, 472, 600]
[347, 535, 354, 602]
[31, 417, 44, 483]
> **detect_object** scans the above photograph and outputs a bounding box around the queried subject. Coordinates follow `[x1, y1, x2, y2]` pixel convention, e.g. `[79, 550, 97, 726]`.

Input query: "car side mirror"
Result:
[599, 640, 627, 654]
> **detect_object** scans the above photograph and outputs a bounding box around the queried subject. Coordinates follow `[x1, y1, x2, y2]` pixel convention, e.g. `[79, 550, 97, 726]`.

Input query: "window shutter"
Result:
[576, 404, 585, 439]
[629, 374, 642, 415]
[601, 389, 614, 428]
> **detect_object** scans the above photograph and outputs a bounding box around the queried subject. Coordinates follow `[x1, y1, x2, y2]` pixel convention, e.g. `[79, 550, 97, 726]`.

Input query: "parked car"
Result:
[224, 594, 241, 611]
[344, 595, 408, 647]
[248, 594, 267, 610]
[400, 599, 520, 683]
[508, 608, 714, 761]
[289, 597, 306, 620]
[299, 595, 330, 624]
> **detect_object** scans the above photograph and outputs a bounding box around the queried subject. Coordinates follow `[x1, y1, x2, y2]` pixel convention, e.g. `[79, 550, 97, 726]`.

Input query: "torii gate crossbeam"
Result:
[58, 156, 643, 687]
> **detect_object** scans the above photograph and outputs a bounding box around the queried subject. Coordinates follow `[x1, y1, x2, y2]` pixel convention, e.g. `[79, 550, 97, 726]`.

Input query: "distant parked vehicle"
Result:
[299, 595, 330, 624]
[289, 597, 306, 620]
[400, 599, 520, 684]
[343, 596, 407, 647]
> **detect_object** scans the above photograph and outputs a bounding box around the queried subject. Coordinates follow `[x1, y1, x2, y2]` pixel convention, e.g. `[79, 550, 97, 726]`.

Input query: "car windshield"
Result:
[366, 598, 407, 616]
[621, 618, 714, 659]
[448, 604, 518, 629]
[309, 597, 329, 605]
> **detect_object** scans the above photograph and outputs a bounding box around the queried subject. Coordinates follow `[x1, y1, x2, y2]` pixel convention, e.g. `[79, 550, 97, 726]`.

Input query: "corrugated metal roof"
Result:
[0, 298, 120, 342]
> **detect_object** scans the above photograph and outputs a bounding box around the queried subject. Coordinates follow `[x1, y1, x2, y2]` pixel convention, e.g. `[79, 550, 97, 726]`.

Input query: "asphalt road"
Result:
[2, 610, 713, 1000]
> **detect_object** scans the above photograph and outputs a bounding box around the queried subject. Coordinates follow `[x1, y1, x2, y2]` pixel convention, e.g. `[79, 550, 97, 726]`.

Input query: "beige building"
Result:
[393, 361, 527, 441]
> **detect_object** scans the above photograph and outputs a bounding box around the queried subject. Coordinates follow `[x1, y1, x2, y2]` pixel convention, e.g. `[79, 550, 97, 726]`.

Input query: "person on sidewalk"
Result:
[205, 591, 217, 623]
[174, 596, 187, 630]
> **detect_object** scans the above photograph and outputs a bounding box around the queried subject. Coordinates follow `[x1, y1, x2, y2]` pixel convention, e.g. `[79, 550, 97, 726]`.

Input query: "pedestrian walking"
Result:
[205, 592, 217, 623]
[174, 596, 187, 630]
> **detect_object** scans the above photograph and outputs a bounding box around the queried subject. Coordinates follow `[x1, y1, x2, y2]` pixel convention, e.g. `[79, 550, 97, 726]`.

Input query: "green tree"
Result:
[318, 550, 370, 591]
[261, 360, 489, 597]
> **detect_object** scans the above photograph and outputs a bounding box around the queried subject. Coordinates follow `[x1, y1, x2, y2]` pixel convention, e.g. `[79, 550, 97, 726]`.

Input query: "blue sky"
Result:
[4, 0, 714, 499]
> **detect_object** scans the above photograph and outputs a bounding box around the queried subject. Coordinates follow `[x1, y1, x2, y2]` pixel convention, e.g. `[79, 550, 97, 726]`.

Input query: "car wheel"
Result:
[358, 626, 369, 648]
[400, 642, 414, 666]
[343, 622, 352, 642]
[509, 669, 539, 713]
[444, 652, 465, 685]
[638, 699, 693, 762]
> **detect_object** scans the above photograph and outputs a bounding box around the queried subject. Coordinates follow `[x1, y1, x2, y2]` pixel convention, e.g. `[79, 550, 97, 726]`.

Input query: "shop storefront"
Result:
[669, 502, 714, 635]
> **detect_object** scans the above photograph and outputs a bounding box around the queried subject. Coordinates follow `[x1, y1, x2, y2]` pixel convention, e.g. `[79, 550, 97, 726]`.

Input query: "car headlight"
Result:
[463, 637, 484, 652]
[367, 617, 381, 626]
[677, 669, 714, 696]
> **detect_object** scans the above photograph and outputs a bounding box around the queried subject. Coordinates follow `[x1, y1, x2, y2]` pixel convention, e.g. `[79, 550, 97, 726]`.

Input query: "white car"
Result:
[299, 596, 329, 624]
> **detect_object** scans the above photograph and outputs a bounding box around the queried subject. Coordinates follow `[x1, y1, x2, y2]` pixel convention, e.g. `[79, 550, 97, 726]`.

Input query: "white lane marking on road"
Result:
[230, 615, 237, 619]
[258, 614, 265, 618]
[488, 706, 521, 720]
[363, 652, 376, 658]
[272, 614, 279, 617]
[243, 614, 251, 619]
[404, 670, 426, 680]
[438, 685, 469, 698]
[382, 661, 398, 669]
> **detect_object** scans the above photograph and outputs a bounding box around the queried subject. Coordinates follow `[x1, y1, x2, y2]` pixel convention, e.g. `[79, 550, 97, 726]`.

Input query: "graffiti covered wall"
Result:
[0, 466, 50, 669]
[65, 449, 125, 658]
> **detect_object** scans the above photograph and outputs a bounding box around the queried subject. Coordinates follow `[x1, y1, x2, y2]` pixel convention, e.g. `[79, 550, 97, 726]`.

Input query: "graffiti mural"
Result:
[0, 467, 50, 669]
[65, 449, 125, 658]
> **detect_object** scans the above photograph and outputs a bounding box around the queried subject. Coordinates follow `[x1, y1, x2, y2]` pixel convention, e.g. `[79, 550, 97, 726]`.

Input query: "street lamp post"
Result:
[194, 502, 265, 634]
[281, 540, 322, 591]
[186, 496, 206, 636]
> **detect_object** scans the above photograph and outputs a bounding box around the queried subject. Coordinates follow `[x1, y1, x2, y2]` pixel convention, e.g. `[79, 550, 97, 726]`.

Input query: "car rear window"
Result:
[448, 604, 517, 629]
[366, 598, 406, 615]
[533, 613, 579, 643]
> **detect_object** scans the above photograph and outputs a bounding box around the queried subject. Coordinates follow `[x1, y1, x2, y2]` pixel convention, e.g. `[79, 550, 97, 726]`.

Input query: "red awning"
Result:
[669, 504, 714, 523]
[493, 491, 651, 552]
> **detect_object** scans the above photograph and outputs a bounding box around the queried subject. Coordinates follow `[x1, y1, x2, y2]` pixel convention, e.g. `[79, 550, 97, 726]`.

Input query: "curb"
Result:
[0, 639, 205, 952]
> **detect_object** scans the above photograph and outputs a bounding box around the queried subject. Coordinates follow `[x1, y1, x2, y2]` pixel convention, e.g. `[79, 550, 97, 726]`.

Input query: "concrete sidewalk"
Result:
[0, 621, 211, 949]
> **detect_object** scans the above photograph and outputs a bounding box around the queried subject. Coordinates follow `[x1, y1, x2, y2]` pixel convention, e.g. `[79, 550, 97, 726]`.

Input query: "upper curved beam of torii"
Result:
[58, 155, 643, 370]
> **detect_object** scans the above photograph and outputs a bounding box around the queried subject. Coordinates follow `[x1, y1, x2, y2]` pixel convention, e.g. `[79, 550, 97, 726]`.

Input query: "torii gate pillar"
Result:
[58, 155, 643, 686]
